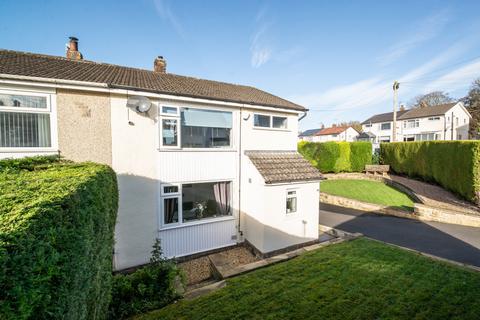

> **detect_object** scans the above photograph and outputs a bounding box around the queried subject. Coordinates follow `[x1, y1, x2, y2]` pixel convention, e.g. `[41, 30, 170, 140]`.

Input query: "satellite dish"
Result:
[126, 95, 152, 113]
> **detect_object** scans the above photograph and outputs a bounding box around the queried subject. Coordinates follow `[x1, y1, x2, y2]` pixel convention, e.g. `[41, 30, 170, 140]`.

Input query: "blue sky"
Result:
[1, 0, 480, 130]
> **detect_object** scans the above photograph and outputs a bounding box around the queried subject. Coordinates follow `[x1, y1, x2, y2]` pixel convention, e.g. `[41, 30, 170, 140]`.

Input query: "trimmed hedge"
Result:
[298, 141, 372, 173]
[380, 141, 480, 204]
[0, 157, 118, 319]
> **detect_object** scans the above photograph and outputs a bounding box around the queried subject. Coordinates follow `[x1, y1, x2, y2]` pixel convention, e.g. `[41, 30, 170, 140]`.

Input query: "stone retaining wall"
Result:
[320, 193, 480, 227]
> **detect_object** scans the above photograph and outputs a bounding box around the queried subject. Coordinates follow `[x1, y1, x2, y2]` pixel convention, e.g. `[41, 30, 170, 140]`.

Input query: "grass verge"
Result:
[321, 179, 414, 211]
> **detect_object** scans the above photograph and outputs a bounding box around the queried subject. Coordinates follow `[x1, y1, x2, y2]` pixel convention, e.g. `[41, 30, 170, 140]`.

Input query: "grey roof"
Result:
[362, 103, 461, 124]
[361, 110, 409, 124]
[245, 150, 324, 184]
[0, 49, 305, 111]
[299, 128, 322, 137]
[358, 132, 376, 138]
[398, 103, 457, 120]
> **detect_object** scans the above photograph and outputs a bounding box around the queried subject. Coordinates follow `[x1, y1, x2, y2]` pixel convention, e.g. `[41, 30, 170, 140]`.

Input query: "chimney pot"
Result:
[154, 56, 167, 73]
[66, 36, 83, 60]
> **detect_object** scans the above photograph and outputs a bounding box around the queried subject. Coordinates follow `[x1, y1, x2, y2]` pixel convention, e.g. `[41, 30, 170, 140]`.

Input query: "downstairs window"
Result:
[161, 181, 232, 226]
[0, 92, 52, 148]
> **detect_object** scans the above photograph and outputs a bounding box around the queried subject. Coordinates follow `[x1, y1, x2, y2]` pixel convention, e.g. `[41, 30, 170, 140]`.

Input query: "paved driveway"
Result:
[320, 203, 480, 267]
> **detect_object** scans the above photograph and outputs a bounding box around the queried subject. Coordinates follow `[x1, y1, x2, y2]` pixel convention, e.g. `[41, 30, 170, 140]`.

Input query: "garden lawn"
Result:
[136, 238, 480, 320]
[321, 179, 414, 211]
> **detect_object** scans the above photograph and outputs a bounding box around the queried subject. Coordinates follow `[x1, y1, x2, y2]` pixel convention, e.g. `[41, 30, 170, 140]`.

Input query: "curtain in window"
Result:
[213, 182, 231, 216]
[164, 198, 178, 224]
[0, 112, 51, 147]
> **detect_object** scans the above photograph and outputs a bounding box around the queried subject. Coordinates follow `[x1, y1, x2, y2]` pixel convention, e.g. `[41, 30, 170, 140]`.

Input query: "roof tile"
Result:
[0, 50, 305, 111]
[245, 151, 324, 184]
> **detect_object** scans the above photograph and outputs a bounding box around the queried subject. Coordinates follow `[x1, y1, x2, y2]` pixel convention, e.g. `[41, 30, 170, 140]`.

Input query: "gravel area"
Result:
[210, 246, 258, 269]
[179, 256, 213, 285]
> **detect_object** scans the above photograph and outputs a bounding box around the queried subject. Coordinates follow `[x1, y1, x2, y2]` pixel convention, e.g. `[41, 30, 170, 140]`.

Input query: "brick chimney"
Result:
[66, 36, 83, 60]
[154, 56, 166, 73]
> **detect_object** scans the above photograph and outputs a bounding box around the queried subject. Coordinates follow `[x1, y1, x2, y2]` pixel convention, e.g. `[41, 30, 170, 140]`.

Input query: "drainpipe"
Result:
[299, 110, 308, 121]
[237, 107, 244, 239]
[451, 112, 454, 140]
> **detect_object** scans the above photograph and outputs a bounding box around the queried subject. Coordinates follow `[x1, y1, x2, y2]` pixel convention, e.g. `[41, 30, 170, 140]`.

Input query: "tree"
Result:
[333, 120, 363, 133]
[464, 79, 480, 139]
[410, 91, 454, 108]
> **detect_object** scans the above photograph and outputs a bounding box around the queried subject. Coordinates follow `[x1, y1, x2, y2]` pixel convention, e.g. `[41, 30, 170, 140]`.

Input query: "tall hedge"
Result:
[298, 141, 372, 173]
[0, 157, 118, 319]
[380, 141, 480, 204]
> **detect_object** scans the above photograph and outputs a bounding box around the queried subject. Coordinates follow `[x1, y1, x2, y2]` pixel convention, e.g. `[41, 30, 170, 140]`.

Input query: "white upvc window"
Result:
[253, 113, 288, 129]
[159, 106, 180, 149]
[404, 119, 419, 129]
[159, 105, 233, 149]
[0, 90, 54, 150]
[380, 122, 391, 130]
[428, 117, 441, 121]
[160, 181, 232, 227]
[286, 190, 297, 214]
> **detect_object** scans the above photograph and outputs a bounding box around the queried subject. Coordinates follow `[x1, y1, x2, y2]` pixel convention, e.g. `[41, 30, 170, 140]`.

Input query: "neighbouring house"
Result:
[0, 37, 323, 270]
[298, 128, 322, 141]
[361, 102, 471, 143]
[298, 126, 359, 142]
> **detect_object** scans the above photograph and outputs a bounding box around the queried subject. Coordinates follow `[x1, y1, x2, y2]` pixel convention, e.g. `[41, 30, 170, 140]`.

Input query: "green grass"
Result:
[136, 238, 480, 320]
[321, 179, 414, 211]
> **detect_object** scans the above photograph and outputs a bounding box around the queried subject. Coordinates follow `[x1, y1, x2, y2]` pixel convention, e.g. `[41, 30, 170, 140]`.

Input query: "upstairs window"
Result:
[405, 119, 419, 128]
[364, 123, 372, 128]
[181, 108, 232, 148]
[254, 114, 288, 129]
[0, 92, 52, 148]
[380, 122, 391, 130]
[428, 117, 440, 121]
[254, 114, 271, 127]
[159, 106, 232, 149]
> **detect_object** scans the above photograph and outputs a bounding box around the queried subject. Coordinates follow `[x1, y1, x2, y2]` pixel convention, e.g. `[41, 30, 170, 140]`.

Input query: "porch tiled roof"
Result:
[245, 150, 324, 184]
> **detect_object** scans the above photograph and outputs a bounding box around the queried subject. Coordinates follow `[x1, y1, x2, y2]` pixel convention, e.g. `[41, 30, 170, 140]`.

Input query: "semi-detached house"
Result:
[361, 102, 471, 143]
[0, 38, 323, 270]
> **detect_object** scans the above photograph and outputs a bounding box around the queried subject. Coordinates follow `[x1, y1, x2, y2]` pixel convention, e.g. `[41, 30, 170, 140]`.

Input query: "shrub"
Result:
[0, 157, 118, 319]
[380, 141, 480, 203]
[109, 239, 185, 319]
[298, 141, 372, 173]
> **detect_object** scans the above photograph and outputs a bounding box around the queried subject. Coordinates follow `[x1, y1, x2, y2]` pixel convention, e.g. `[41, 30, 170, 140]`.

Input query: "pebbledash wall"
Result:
[56, 89, 112, 165]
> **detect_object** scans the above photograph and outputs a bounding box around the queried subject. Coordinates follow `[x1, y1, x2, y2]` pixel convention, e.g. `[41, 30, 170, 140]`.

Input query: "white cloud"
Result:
[250, 24, 272, 68]
[418, 59, 480, 93]
[377, 9, 450, 66]
[153, 0, 185, 39]
[293, 40, 472, 113]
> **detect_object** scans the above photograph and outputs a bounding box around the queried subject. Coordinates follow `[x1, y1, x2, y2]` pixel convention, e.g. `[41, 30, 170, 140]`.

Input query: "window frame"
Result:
[159, 180, 234, 230]
[286, 189, 298, 215]
[160, 105, 180, 117]
[158, 105, 234, 151]
[0, 88, 57, 152]
[253, 113, 289, 131]
[380, 122, 391, 131]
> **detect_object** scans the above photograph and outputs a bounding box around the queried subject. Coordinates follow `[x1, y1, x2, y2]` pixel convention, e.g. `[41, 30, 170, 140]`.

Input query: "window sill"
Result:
[158, 148, 237, 152]
[253, 126, 290, 132]
[0, 148, 57, 153]
[159, 215, 236, 231]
